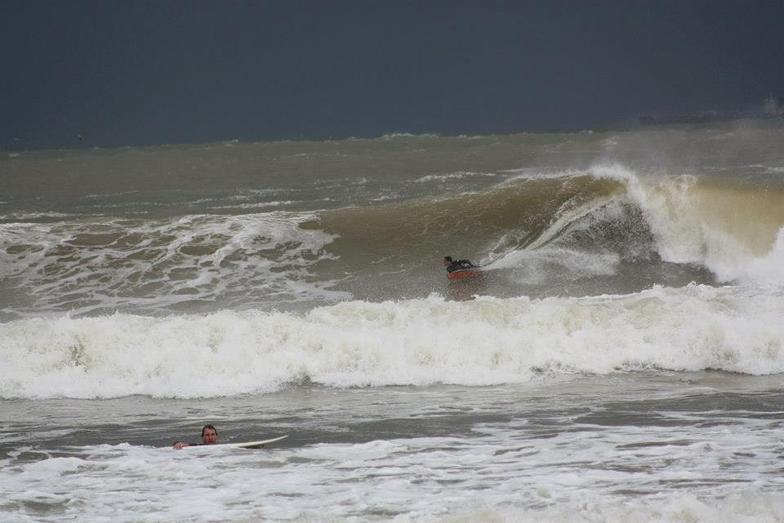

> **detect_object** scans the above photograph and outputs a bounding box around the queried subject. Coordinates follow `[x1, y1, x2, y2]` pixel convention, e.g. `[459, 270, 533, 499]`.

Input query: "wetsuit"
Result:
[446, 259, 477, 273]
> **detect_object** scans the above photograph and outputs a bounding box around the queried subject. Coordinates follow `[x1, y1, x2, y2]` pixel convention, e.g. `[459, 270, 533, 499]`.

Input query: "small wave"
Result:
[0, 211, 75, 222]
[379, 132, 440, 140]
[414, 171, 498, 183]
[748, 163, 784, 174]
[206, 200, 298, 210]
[81, 190, 141, 200]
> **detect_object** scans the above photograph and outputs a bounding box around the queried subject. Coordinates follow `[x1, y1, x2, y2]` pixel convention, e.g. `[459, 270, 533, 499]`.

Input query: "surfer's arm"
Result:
[173, 441, 190, 449]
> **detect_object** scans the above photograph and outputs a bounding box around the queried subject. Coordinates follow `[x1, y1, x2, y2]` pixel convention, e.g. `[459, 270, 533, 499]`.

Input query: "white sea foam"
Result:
[0, 211, 345, 316]
[723, 227, 784, 284]
[2, 425, 782, 522]
[1, 284, 782, 399]
[589, 163, 784, 285]
[424, 492, 784, 523]
[590, 164, 705, 261]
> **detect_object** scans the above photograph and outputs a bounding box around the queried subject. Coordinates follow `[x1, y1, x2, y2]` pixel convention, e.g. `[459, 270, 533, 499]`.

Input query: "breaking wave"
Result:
[2, 163, 782, 319]
[2, 284, 782, 399]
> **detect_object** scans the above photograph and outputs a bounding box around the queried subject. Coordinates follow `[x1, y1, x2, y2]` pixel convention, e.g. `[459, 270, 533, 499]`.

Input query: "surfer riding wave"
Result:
[443, 256, 482, 281]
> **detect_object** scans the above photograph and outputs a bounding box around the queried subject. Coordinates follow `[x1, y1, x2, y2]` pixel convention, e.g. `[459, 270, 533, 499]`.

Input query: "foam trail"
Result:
[2, 284, 782, 399]
[484, 246, 619, 284]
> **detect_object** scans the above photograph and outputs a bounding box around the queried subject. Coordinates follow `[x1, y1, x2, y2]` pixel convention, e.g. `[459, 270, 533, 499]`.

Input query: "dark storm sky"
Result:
[1, 0, 783, 149]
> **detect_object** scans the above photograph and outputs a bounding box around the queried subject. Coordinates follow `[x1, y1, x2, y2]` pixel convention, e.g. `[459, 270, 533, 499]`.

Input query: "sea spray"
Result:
[588, 163, 784, 284]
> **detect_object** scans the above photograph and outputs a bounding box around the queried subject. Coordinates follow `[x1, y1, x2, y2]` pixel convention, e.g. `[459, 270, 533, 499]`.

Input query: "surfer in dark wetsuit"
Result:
[173, 424, 219, 449]
[443, 256, 477, 273]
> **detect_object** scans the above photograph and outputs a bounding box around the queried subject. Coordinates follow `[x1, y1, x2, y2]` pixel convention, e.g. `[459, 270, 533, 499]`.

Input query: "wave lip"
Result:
[2, 284, 782, 399]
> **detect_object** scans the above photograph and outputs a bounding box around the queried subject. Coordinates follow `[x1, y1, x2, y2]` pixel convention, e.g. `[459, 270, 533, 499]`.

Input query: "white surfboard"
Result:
[183, 435, 288, 450]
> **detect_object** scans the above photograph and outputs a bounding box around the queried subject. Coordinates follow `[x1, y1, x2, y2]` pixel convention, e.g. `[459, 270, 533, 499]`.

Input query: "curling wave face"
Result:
[3, 125, 784, 319]
[3, 164, 782, 319]
[311, 164, 784, 300]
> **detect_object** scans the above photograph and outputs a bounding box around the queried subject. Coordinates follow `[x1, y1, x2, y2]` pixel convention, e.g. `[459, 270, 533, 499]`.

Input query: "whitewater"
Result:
[1, 122, 784, 521]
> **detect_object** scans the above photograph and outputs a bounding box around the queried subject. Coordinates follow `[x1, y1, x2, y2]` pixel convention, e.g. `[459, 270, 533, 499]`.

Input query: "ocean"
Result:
[1, 122, 783, 522]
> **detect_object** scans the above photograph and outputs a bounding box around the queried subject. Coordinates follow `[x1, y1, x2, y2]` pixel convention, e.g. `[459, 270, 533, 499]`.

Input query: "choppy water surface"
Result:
[1, 122, 784, 521]
[2, 375, 784, 522]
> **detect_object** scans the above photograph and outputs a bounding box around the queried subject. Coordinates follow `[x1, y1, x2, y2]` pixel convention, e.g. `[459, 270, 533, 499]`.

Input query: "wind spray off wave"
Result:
[587, 163, 784, 285]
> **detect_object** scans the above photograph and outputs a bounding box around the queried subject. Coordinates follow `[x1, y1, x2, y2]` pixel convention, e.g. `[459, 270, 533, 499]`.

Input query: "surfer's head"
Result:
[443, 256, 453, 266]
[201, 424, 218, 444]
